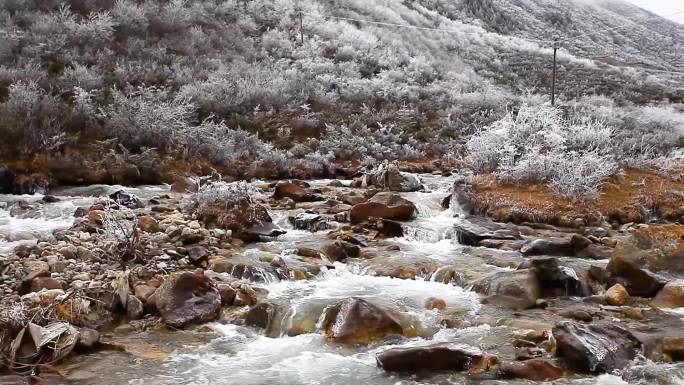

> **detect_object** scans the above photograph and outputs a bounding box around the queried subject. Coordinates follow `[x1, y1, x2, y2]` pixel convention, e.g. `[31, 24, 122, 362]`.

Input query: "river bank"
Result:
[1, 168, 683, 385]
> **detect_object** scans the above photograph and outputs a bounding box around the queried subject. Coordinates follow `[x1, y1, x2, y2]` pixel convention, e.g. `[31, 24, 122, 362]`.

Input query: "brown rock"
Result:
[171, 176, 198, 193]
[652, 281, 684, 308]
[88, 209, 106, 225]
[138, 216, 160, 233]
[472, 269, 541, 310]
[499, 358, 564, 381]
[607, 225, 684, 297]
[376, 343, 488, 372]
[134, 285, 156, 302]
[127, 296, 144, 320]
[273, 181, 322, 203]
[154, 272, 221, 328]
[553, 321, 640, 373]
[605, 283, 629, 306]
[322, 241, 360, 262]
[350, 192, 416, 224]
[321, 298, 403, 345]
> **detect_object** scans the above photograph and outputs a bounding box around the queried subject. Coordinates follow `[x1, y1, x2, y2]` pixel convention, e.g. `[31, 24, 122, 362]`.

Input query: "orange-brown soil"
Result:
[472, 169, 684, 227]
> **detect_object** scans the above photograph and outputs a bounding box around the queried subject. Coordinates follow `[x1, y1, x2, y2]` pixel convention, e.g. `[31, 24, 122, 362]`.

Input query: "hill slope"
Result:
[0, 0, 681, 187]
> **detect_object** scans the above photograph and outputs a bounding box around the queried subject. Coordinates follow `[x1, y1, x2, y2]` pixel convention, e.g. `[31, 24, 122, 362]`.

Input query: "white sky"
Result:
[625, 0, 684, 24]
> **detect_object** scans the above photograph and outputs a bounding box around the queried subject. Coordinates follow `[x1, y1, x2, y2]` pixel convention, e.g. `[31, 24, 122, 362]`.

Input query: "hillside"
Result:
[0, 0, 681, 191]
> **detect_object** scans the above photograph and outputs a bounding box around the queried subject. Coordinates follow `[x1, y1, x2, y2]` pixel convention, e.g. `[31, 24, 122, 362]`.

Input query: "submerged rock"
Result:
[499, 358, 564, 381]
[322, 241, 360, 262]
[376, 343, 487, 372]
[607, 225, 684, 297]
[552, 321, 640, 373]
[350, 192, 416, 223]
[321, 297, 403, 344]
[472, 269, 540, 310]
[154, 272, 221, 328]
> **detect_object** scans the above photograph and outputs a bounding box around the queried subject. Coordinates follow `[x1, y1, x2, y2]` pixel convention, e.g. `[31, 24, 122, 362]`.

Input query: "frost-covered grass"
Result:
[466, 104, 682, 199]
[0, 0, 681, 195]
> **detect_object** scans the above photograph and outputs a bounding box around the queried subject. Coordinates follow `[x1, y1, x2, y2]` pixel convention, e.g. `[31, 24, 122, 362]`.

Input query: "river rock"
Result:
[451, 176, 476, 215]
[322, 241, 360, 262]
[521, 237, 582, 257]
[273, 181, 323, 202]
[472, 269, 541, 310]
[289, 212, 331, 232]
[651, 281, 684, 308]
[76, 328, 100, 351]
[110, 190, 144, 209]
[453, 220, 494, 246]
[126, 296, 144, 319]
[363, 163, 422, 192]
[171, 176, 199, 193]
[376, 343, 486, 372]
[321, 298, 403, 344]
[154, 272, 221, 328]
[138, 216, 160, 233]
[605, 283, 629, 306]
[552, 321, 640, 373]
[531, 257, 588, 297]
[134, 284, 156, 302]
[350, 192, 416, 223]
[499, 358, 564, 381]
[607, 225, 684, 297]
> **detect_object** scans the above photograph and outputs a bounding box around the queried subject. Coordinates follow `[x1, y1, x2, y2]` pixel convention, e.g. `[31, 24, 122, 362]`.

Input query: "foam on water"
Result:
[160, 324, 425, 385]
[0, 198, 84, 255]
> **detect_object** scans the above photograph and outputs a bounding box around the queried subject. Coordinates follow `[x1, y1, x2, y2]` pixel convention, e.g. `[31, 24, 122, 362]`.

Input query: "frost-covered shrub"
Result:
[111, 0, 148, 36]
[466, 104, 618, 198]
[184, 181, 260, 209]
[315, 123, 425, 161]
[98, 86, 194, 152]
[0, 81, 66, 155]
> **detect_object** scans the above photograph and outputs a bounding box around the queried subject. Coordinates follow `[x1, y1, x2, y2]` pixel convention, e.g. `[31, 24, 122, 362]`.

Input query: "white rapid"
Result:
[0, 185, 169, 255]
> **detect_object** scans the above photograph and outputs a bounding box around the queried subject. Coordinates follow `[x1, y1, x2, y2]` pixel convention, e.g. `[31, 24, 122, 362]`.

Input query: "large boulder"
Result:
[363, 163, 422, 192]
[273, 181, 323, 203]
[321, 298, 403, 344]
[607, 225, 684, 297]
[350, 192, 416, 224]
[531, 257, 589, 297]
[376, 343, 489, 372]
[453, 219, 494, 246]
[154, 272, 221, 328]
[189, 196, 283, 242]
[552, 321, 640, 373]
[450, 176, 476, 215]
[472, 269, 541, 310]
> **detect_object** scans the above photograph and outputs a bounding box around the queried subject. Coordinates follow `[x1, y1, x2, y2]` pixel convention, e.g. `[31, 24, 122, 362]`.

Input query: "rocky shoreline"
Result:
[1, 165, 683, 384]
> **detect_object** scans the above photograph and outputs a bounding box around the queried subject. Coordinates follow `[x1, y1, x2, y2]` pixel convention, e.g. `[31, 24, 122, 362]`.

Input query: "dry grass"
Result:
[472, 169, 684, 226]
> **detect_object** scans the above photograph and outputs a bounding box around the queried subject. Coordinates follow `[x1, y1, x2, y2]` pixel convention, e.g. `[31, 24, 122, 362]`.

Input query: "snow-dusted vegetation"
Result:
[0, 0, 682, 197]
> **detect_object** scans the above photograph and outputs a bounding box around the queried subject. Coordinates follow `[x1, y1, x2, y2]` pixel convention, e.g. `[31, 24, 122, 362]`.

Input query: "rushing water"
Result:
[3, 175, 684, 384]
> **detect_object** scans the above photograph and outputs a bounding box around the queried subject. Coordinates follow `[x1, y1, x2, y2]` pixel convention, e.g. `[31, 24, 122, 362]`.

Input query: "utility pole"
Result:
[299, 9, 304, 45]
[551, 38, 559, 106]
